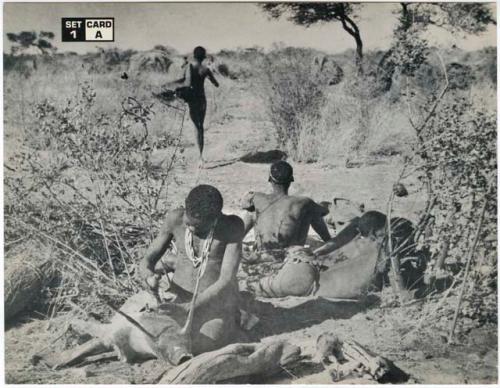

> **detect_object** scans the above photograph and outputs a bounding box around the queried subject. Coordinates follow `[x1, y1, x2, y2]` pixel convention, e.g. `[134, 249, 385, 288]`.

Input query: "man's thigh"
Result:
[194, 317, 233, 354]
[259, 262, 317, 298]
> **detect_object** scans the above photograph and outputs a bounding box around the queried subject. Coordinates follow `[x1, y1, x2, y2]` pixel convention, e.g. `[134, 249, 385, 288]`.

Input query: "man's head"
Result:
[185, 185, 223, 233]
[357, 211, 387, 238]
[193, 46, 207, 62]
[269, 161, 294, 189]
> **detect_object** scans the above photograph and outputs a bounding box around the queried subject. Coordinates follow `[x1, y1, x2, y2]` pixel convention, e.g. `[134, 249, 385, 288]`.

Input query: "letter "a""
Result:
[95, 31, 103, 39]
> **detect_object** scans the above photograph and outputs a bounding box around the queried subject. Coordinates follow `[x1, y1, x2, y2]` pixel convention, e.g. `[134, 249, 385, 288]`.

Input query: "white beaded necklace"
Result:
[184, 218, 218, 274]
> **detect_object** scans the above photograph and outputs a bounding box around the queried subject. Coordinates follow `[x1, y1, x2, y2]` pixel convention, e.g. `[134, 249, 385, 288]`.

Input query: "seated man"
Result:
[240, 161, 331, 297]
[139, 184, 247, 354]
[313, 210, 424, 297]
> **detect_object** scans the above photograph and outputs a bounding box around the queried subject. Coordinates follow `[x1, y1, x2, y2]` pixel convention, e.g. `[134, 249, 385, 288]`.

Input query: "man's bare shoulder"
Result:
[219, 214, 245, 242]
[287, 196, 329, 215]
[240, 191, 268, 210]
[282, 195, 312, 206]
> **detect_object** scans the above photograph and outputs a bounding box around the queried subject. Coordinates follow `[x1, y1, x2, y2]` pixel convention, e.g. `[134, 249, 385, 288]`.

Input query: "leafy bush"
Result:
[403, 74, 497, 327]
[216, 63, 231, 78]
[260, 48, 328, 160]
[4, 82, 185, 313]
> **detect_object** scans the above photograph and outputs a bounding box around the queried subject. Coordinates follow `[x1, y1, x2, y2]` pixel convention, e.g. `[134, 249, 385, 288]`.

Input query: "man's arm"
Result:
[242, 211, 256, 237]
[313, 217, 360, 256]
[191, 217, 244, 310]
[139, 210, 180, 282]
[310, 201, 331, 242]
[171, 64, 190, 85]
[207, 68, 219, 87]
[240, 191, 257, 237]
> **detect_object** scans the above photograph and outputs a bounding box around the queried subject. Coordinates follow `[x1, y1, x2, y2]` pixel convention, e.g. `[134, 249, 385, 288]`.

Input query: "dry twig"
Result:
[447, 191, 490, 343]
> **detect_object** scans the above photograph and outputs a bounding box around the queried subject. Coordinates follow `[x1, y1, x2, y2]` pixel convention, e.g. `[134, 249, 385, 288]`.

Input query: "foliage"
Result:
[153, 44, 178, 56]
[387, 3, 495, 78]
[410, 3, 496, 34]
[261, 2, 361, 26]
[382, 2, 497, 328]
[7, 30, 56, 55]
[400, 63, 497, 327]
[261, 2, 364, 71]
[4, 82, 185, 314]
[83, 47, 138, 73]
[259, 48, 328, 161]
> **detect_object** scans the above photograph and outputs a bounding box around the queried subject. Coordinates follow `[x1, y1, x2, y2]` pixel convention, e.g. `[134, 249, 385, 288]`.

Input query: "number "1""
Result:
[70, 30, 77, 39]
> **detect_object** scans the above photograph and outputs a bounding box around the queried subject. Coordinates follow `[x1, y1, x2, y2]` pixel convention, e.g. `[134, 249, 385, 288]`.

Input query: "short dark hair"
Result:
[358, 211, 387, 236]
[193, 46, 207, 60]
[269, 161, 294, 185]
[185, 185, 223, 219]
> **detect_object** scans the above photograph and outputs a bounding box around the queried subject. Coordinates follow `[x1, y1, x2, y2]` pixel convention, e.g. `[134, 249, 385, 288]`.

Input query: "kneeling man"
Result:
[140, 184, 246, 354]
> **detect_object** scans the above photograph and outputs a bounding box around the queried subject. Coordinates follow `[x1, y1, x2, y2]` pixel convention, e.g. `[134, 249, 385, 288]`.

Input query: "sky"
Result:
[3, 2, 497, 55]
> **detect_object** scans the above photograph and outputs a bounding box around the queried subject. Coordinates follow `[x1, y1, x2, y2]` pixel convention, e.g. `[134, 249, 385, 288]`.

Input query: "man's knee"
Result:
[194, 317, 235, 354]
[259, 262, 316, 298]
[199, 318, 225, 341]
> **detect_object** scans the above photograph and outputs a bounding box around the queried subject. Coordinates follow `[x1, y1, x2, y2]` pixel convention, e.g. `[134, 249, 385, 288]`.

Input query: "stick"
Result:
[153, 103, 186, 210]
[403, 269, 462, 338]
[385, 161, 410, 301]
[447, 193, 489, 344]
[180, 262, 204, 335]
[99, 217, 117, 283]
[96, 294, 156, 340]
[11, 217, 114, 283]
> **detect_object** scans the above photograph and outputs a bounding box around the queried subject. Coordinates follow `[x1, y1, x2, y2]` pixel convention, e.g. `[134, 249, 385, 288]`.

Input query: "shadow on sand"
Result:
[240, 292, 379, 339]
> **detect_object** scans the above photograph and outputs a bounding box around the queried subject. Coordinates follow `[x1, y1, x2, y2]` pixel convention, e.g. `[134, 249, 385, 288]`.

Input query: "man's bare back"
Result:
[238, 161, 331, 298]
[242, 192, 330, 251]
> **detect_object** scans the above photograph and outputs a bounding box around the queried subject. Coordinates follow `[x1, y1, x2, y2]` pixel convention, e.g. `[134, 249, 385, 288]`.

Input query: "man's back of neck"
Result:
[271, 186, 288, 196]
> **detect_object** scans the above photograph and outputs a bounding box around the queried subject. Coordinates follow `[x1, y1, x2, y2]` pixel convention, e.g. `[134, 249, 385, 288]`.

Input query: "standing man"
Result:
[174, 46, 219, 167]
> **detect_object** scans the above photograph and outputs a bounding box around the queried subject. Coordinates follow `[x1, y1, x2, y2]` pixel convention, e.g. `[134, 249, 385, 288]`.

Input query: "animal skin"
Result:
[39, 292, 192, 369]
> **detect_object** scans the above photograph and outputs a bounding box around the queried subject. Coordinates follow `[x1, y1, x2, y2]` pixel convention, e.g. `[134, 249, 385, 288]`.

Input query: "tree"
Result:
[7, 30, 56, 55]
[261, 3, 364, 74]
[377, 3, 495, 96]
[389, 3, 495, 76]
[406, 2, 496, 34]
[386, 3, 497, 311]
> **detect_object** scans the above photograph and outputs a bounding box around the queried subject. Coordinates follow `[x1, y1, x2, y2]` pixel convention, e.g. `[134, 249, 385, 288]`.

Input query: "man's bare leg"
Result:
[188, 101, 205, 168]
[193, 317, 250, 355]
[37, 338, 113, 369]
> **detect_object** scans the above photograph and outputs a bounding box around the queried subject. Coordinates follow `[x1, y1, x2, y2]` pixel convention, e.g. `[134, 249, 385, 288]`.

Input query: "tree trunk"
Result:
[354, 34, 364, 76]
[340, 14, 364, 75]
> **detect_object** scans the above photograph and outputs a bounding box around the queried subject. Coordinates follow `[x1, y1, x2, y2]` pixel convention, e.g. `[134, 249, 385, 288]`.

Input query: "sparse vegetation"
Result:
[3, 13, 497, 382]
[4, 74, 187, 320]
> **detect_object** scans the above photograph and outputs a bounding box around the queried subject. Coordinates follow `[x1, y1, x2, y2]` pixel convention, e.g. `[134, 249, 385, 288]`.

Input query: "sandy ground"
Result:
[4, 79, 497, 384]
[4, 295, 498, 384]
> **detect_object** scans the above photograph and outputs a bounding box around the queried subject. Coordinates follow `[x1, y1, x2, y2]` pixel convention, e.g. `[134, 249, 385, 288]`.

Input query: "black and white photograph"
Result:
[2, 1, 498, 384]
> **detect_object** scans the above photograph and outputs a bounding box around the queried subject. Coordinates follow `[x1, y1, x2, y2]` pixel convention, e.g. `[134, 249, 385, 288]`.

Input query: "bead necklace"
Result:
[184, 218, 218, 274]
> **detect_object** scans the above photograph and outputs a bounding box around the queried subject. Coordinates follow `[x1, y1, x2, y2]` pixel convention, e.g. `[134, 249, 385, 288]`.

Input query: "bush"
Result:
[4, 82, 185, 314]
[260, 48, 328, 160]
[216, 62, 231, 78]
[408, 85, 497, 327]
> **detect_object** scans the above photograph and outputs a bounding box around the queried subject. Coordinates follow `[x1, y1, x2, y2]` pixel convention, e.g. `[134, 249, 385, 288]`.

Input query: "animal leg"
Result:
[42, 338, 113, 370]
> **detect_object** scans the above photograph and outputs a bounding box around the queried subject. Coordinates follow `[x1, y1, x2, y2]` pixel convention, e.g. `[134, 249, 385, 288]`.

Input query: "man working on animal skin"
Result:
[139, 184, 247, 355]
[240, 161, 332, 297]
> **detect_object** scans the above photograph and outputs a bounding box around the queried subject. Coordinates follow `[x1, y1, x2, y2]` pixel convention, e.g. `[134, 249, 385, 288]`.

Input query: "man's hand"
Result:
[158, 301, 189, 319]
[144, 272, 160, 294]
